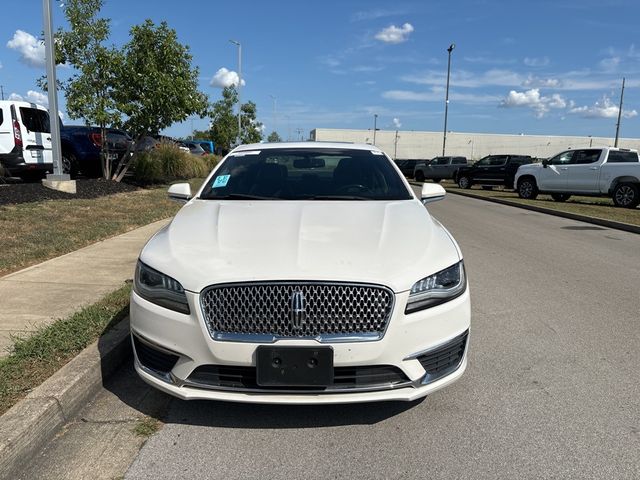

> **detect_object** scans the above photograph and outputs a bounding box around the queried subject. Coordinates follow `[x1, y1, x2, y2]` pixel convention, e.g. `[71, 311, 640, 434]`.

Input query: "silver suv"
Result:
[414, 156, 468, 183]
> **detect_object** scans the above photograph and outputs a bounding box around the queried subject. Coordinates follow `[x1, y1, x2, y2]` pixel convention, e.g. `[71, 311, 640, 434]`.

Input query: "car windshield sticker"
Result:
[212, 175, 231, 188]
[231, 150, 261, 157]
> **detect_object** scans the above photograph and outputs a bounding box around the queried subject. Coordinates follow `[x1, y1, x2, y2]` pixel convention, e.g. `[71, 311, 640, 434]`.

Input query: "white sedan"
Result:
[130, 142, 470, 404]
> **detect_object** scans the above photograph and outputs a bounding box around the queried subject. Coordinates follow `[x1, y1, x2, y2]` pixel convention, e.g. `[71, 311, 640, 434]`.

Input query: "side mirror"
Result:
[542, 159, 549, 168]
[168, 183, 192, 203]
[421, 183, 446, 204]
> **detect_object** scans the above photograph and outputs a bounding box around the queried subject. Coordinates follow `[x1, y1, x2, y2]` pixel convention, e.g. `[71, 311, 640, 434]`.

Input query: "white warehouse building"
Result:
[310, 128, 640, 161]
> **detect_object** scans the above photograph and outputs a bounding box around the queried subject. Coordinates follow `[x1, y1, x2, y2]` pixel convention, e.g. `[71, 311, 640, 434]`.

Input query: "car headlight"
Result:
[134, 261, 190, 314]
[406, 261, 466, 313]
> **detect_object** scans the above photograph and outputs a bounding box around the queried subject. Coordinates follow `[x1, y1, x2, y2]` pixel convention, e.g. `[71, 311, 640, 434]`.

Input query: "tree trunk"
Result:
[112, 134, 143, 182]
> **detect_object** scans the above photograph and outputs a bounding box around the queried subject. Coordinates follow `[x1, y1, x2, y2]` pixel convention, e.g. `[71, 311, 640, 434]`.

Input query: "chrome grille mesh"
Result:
[200, 282, 394, 340]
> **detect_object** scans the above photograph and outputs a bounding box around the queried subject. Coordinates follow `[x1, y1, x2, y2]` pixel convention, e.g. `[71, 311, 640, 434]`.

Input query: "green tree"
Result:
[209, 86, 239, 153]
[240, 101, 263, 145]
[209, 86, 264, 151]
[45, 0, 123, 178]
[267, 131, 282, 143]
[111, 20, 209, 181]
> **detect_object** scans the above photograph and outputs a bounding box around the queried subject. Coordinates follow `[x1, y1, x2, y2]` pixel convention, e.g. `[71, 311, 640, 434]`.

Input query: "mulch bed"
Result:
[0, 178, 140, 206]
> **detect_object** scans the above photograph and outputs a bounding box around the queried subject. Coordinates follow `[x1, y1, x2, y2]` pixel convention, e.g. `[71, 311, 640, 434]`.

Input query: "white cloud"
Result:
[402, 69, 524, 88]
[500, 88, 568, 118]
[374, 23, 414, 44]
[569, 96, 638, 119]
[7, 90, 50, 106]
[209, 67, 245, 88]
[392, 117, 402, 128]
[524, 57, 550, 67]
[7, 30, 45, 68]
[598, 56, 620, 72]
[351, 8, 408, 22]
[382, 89, 501, 104]
[522, 75, 561, 88]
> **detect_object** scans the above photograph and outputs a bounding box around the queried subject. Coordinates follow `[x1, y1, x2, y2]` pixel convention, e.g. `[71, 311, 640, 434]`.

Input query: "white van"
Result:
[0, 100, 53, 179]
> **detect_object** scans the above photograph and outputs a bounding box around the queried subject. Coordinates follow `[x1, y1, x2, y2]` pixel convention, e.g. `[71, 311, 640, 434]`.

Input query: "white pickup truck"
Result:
[514, 147, 640, 208]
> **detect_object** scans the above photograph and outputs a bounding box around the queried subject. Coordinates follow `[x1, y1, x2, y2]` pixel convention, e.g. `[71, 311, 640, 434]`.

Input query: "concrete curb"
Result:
[0, 317, 132, 479]
[410, 182, 640, 235]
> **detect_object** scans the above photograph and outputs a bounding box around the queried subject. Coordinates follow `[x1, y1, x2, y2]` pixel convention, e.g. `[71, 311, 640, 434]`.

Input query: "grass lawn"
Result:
[0, 179, 204, 277]
[0, 284, 131, 415]
[438, 181, 640, 227]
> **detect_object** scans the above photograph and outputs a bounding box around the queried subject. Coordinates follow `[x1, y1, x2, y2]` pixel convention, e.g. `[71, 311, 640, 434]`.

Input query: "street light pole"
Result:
[614, 77, 625, 148]
[442, 43, 455, 156]
[229, 39, 242, 145]
[373, 114, 378, 145]
[43, 0, 66, 180]
[269, 94, 277, 137]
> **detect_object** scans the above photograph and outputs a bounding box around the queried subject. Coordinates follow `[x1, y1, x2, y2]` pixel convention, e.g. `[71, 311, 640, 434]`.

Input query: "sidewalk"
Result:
[0, 219, 170, 357]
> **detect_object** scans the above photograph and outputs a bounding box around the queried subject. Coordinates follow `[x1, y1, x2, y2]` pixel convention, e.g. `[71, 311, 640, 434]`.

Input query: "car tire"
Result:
[481, 186, 493, 190]
[415, 171, 425, 182]
[61, 151, 78, 179]
[458, 176, 471, 189]
[612, 183, 640, 209]
[551, 193, 571, 202]
[517, 177, 538, 200]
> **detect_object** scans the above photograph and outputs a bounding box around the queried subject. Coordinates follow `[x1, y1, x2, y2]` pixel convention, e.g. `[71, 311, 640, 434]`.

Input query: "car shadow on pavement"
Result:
[105, 362, 424, 429]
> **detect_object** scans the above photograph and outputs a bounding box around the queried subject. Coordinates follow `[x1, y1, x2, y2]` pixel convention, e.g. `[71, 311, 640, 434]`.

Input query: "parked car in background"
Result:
[60, 126, 132, 177]
[183, 141, 207, 156]
[131, 142, 470, 404]
[394, 159, 419, 178]
[414, 156, 467, 182]
[0, 100, 53, 179]
[190, 139, 215, 154]
[136, 136, 190, 154]
[455, 154, 533, 190]
[515, 147, 640, 208]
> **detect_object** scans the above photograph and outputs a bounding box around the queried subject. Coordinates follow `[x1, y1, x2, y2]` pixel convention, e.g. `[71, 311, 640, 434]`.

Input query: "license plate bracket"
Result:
[256, 346, 333, 387]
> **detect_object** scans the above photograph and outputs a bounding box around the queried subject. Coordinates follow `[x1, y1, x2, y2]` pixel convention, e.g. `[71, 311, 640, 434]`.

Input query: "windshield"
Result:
[199, 148, 413, 200]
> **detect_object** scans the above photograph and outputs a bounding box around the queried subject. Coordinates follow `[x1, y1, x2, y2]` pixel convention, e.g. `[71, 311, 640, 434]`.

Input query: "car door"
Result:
[0, 104, 12, 157]
[450, 157, 467, 179]
[17, 106, 52, 166]
[563, 149, 602, 192]
[428, 157, 448, 178]
[540, 150, 574, 190]
[478, 155, 507, 184]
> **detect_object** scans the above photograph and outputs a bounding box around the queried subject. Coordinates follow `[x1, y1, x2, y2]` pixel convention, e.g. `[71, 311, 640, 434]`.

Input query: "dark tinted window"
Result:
[488, 156, 508, 166]
[433, 157, 449, 165]
[452, 157, 467, 164]
[574, 150, 602, 164]
[607, 151, 639, 163]
[0, 109, 3, 126]
[200, 148, 412, 201]
[19, 107, 50, 133]
[549, 151, 574, 165]
[509, 157, 532, 165]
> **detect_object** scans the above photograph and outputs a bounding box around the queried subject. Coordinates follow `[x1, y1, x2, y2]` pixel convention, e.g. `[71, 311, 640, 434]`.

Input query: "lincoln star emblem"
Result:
[290, 289, 306, 331]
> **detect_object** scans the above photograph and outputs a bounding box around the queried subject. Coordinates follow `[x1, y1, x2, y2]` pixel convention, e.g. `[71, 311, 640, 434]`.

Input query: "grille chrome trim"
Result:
[199, 281, 395, 343]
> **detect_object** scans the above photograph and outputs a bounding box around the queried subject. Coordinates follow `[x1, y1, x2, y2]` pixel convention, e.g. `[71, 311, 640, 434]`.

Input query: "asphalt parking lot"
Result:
[19, 192, 640, 479]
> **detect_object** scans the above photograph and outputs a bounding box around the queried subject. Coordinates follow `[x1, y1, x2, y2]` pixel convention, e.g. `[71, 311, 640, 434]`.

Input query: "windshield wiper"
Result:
[205, 193, 274, 200]
[304, 195, 369, 200]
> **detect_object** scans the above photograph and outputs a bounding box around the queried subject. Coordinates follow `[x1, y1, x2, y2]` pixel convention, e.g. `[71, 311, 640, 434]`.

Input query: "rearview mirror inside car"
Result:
[293, 158, 325, 169]
[168, 183, 192, 203]
[421, 183, 446, 204]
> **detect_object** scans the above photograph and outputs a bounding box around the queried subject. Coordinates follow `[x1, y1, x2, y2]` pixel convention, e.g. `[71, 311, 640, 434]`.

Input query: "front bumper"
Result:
[130, 287, 470, 404]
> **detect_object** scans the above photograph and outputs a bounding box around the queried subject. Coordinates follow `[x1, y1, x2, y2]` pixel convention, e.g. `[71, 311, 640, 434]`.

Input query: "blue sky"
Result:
[1, 0, 639, 140]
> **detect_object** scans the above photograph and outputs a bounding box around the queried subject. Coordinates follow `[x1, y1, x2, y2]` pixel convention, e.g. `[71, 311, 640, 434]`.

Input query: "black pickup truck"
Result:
[60, 126, 132, 177]
[455, 154, 533, 189]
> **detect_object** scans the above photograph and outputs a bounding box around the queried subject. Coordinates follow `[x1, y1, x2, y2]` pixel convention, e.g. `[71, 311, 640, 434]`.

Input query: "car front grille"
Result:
[200, 282, 394, 342]
[186, 364, 411, 392]
[417, 330, 468, 384]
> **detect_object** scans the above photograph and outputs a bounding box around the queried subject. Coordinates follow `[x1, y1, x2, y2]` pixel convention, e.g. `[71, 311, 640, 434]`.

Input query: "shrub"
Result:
[133, 142, 210, 184]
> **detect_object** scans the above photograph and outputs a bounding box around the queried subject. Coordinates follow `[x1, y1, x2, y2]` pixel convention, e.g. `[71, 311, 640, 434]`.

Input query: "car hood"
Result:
[518, 163, 542, 171]
[140, 199, 461, 293]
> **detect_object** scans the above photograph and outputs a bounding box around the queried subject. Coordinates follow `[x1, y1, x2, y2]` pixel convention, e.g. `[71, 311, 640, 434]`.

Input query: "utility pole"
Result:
[0, 85, 4, 101]
[295, 128, 304, 141]
[373, 114, 378, 145]
[614, 77, 625, 147]
[229, 40, 242, 145]
[393, 130, 399, 159]
[442, 43, 455, 156]
[43, 0, 72, 189]
[269, 94, 277, 136]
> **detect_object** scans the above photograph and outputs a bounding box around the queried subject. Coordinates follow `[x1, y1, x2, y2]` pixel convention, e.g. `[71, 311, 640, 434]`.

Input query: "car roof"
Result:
[232, 141, 385, 154]
[0, 100, 48, 110]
